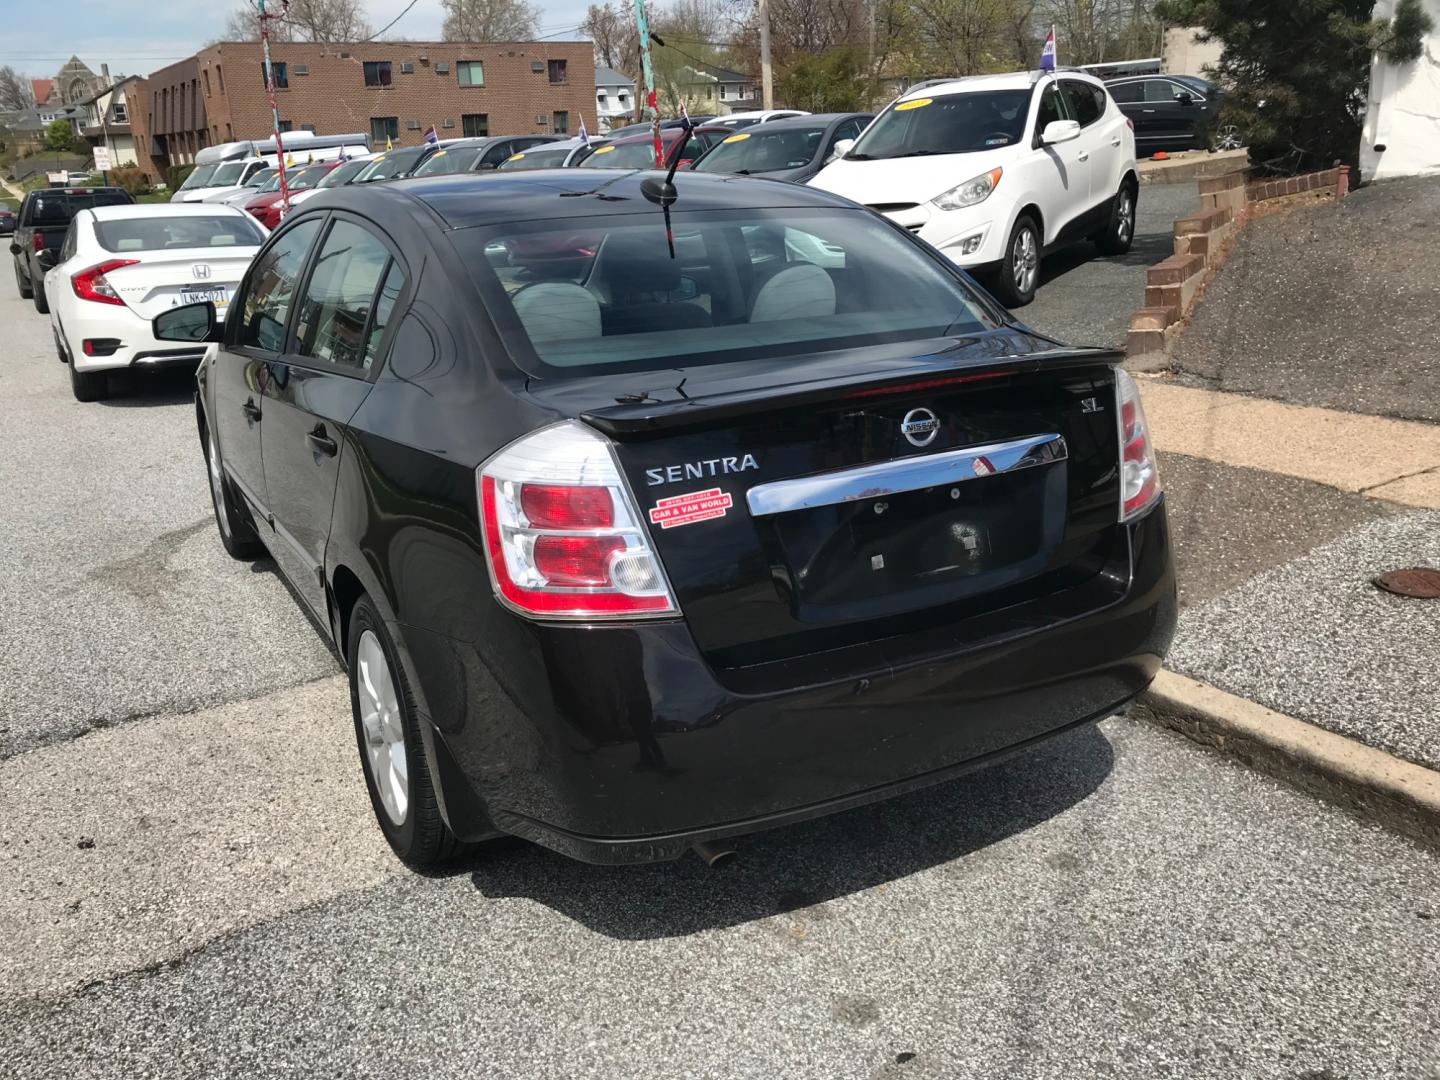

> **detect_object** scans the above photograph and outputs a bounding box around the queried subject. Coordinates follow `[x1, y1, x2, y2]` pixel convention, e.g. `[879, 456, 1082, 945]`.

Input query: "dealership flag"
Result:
[578, 114, 589, 146]
[424, 124, 439, 146]
[1039, 26, 1057, 70]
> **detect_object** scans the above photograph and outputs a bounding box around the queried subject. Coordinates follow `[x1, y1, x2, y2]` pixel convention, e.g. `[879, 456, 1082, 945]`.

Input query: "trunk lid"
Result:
[104, 251, 259, 320]
[561, 336, 1125, 670]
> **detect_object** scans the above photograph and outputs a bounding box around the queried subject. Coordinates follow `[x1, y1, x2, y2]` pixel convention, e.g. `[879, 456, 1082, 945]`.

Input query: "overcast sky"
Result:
[1, 0, 596, 79]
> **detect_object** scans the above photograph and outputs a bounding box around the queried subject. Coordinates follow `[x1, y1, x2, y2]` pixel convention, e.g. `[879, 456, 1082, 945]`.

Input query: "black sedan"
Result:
[691, 112, 873, 183]
[1106, 75, 1223, 154]
[156, 170, 1175, 868]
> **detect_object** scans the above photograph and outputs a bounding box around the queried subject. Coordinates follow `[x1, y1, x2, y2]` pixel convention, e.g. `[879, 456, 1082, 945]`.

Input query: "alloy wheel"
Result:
[1117, 191, 1134, 243]
[357, 629, 410, 827]
[1013, 227, 1038, 295]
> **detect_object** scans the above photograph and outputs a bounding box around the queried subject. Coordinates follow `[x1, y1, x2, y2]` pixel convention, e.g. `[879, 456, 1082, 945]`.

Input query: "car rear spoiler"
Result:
[580, 347, 1124, 437]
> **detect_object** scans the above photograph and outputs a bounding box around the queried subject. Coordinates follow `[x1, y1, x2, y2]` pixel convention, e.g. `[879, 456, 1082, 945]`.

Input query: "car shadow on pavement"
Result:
[1035, 234, 1175, 290]
[466, 722, 1114, 939]
[92, 368, 197, 408]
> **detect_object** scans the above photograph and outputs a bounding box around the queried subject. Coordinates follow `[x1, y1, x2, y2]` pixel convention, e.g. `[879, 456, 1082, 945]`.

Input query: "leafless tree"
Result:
[0, 66, 36, 112]
[440, 0, 542, 42]
[222, 0, 372, 43]
[581, 3, 632, 70]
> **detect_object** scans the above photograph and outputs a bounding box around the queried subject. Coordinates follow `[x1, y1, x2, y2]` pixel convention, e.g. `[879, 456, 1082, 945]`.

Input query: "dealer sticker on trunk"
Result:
[648, 488, 733, 530]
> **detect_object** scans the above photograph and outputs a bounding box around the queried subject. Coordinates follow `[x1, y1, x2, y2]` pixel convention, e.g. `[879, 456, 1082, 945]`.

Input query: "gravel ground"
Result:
[1010, 182, 1199, 348]
[6, 718, 1440, 1080]
[1171, 175, 1440, 422]
[0, 287, 338, 760]
[1170, 509, 1440, 771]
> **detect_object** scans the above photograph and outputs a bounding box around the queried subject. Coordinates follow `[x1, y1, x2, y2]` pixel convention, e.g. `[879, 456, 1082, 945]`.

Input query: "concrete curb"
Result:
[1134, 669, 1440, 849]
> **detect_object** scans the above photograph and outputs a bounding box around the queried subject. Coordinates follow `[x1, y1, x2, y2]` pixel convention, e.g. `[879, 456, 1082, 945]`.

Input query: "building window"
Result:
[265, 62, 288, 89]
[112, 101, 128, 124]
[203, 70, 212, 97]
[226, 123, 233, 139]
[457, 61, 484, 87]
[552, 111, 569, 134]
[216, 66, 225, 93]
[364, 61, 393, 88]
[370, 116, 399, 143]
[548, 59, 567, 84]
[461, 113, 488, 137]
[278, 120, 293, 133]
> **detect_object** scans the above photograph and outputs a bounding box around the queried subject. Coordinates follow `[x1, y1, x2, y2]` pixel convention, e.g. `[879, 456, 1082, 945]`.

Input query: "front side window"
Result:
[239, 218, 322, 353]
[1061, 81, 1103, 126]
[462, 207, 998, 378]
[1145, 79, 1187, 103]
[264, 62, 288, 89]
[95, 214, 265, 252]
[1035, 84, 1067, 133]
[364, 61, 393, 88]
[848, 90, 1031, 160]
[457, 61, 484, 87]
[293, 220, 401, 370]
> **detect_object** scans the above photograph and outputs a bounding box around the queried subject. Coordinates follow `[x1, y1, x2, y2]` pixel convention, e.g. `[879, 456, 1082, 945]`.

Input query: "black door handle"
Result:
[307, 426, 338, 457]
[242, 398, 261, 422]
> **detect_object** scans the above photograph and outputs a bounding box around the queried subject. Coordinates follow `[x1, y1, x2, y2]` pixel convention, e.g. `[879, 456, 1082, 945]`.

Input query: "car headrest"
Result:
[750, 263, 836, 323]
[511, 282, 601, 351]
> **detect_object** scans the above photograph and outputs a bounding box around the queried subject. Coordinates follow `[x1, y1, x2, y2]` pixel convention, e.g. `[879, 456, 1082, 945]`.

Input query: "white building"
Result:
[1361, 0, 1440, 179]
[595, 66, 636, 132]
[78, 75, 142, 172]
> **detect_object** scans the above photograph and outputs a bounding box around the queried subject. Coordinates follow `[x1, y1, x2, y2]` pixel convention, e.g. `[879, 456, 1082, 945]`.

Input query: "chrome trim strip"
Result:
[746, 433, 1068, 517]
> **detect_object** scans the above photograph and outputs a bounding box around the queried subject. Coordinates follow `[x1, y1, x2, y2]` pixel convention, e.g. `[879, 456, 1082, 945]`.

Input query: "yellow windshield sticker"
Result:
[722, 132, 751, 144]
[508, 152, 524, 161]
[373, 154, 386, 162]
[431, 150, 446, 158]
[593, 145, 616, 154]
[896, 98, 933, 111]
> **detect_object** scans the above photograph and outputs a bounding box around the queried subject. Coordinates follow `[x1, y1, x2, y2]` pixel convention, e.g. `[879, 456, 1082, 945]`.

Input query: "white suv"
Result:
[809, 71, 1137, 306]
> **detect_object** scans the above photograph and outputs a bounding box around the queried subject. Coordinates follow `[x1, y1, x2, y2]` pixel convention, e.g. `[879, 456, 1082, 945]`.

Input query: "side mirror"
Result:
[8, 242, 19, 256]
[1175, 91, 1195, 106]
[831, 138, 856, 160]
[36, 249, 57, 271]
[153, 301, 221, 344]
[1040, 119, 1081, 145]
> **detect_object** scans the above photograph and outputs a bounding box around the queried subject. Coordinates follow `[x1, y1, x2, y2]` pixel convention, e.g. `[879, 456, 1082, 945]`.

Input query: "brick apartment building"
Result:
[130, 41, 594, 175]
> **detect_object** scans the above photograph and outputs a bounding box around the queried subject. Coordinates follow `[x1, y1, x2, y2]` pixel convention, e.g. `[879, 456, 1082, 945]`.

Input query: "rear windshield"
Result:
[318, 158, 371, 187]
[458, 206, 999, 379]
[29, 191, 131, 226]
[95, 214, 265, 252]
[179, 164, 219, 190]
[849, 89, 1032, 159]
[695, 127, 827, 174]
[498, 145, 572, 170]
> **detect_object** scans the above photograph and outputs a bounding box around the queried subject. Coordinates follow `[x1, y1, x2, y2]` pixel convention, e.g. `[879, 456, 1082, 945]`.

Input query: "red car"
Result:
[577, 125, 731, 170]
[243, 161, 339, 230]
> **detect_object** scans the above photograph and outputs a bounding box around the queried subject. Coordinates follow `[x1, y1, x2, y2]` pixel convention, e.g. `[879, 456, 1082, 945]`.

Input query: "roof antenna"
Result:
[640, 104, 694, 259]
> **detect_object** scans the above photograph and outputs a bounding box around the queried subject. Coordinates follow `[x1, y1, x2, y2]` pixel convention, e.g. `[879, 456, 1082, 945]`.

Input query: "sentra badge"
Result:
[646, 454, 758, 486]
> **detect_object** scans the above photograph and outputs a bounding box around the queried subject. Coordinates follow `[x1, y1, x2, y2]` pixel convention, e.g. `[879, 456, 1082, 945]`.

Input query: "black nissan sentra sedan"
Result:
[154, 169, 1175, 868]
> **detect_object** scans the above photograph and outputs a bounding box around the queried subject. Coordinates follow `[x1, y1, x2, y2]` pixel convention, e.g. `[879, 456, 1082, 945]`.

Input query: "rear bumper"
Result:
[406, 502, 1176, 864]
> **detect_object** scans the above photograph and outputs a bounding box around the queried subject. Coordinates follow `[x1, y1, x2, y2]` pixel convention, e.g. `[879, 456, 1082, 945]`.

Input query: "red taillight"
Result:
[520, 484, 614, 529]
[478, 422, 678, 620]
[32, 232, 44, 253]
[1116, 370, 1160, 520]
[71, 259, 139, 306]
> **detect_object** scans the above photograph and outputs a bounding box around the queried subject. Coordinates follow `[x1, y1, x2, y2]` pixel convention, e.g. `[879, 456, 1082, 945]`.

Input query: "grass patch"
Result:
[135, 192, 170, 203]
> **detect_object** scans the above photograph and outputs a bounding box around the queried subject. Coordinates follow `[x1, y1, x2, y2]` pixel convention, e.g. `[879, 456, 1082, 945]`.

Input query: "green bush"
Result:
[167, 163, 195, 192]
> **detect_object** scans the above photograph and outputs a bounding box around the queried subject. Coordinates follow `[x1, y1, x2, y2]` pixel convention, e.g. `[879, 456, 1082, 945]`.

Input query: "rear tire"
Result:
[1095, 182, 1136, 256]
[347, 596, 477, 869]
[203, 423, 264, 558]
[993, 215, 1041, 307]
[32, 278, 49, 314]
[69, 362, 108, 402]
[15, 261, 32, 300]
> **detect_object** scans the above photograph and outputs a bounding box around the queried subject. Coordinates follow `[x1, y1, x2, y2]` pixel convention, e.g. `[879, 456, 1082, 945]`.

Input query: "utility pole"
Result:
[256, 0, 291, 215]
[632, 0, 663, 167]
[758, 0, 774, 110]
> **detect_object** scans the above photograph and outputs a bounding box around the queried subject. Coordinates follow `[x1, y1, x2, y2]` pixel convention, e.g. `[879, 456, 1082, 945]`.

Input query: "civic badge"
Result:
[192, 263, 212, 280]
[900, 407, 939, 448]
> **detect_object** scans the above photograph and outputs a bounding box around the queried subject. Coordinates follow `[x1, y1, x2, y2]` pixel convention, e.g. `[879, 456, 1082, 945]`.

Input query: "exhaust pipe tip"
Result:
[691, 840, 737, 867]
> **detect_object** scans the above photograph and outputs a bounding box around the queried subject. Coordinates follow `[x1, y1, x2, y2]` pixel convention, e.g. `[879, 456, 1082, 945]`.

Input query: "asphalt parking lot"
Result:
[4, 267, 1440, 1078]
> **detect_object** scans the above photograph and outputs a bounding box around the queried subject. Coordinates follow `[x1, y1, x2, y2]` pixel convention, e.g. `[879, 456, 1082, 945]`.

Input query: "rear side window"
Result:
[461, 207, 1000, 378]
[1107, 81, 1142, 104]
[95, 215, 265, 253]
[239, 218, 322, 352]
[292, 220, 403, 371]
[1061, 81, 1103, 126]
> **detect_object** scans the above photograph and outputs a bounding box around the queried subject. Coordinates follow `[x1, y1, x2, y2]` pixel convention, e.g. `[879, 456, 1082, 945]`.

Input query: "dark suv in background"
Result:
[1106, 75, 1223, 155]
[9, 186, 133, 312]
